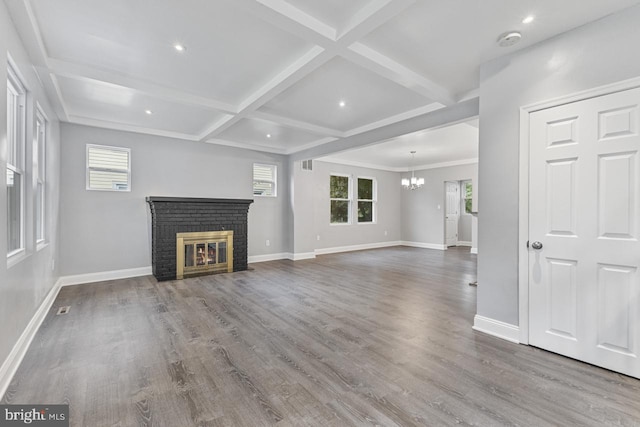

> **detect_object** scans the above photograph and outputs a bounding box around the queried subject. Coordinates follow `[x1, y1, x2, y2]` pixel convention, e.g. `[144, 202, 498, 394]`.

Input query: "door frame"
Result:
[517, 76, 640, 345]
[444, 181, 460, 247]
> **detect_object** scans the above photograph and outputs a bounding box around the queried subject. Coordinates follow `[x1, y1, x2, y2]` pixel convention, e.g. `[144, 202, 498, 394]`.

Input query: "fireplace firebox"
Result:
[177, 230, 233, 279]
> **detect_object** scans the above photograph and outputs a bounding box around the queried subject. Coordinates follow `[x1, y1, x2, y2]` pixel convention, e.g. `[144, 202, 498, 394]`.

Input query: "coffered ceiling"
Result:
[5, 0, 640, 161]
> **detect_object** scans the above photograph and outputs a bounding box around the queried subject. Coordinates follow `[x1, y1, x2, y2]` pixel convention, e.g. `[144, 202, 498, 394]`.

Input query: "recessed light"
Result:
[145, 109, 153, 115]
[173, 43, 186, 52]
[522, 15, 535, 24]
[266, 133, 272, 138]
[338, 100, 346, 108]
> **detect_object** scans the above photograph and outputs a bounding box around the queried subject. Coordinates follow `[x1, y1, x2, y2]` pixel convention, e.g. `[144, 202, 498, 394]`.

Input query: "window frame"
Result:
[7, 60, 27, 263]
[356, 176, 376, 224]
[35, 104, 48, 248]
[86, 144, 132, 192]
[253, 163, 277, 197]
[461, 180, 473, 215]
[329, 173, 352, 225]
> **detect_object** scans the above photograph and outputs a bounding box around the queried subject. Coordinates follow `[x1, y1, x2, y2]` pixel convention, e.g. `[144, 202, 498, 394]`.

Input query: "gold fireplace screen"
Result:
[176, 230, 233, 279]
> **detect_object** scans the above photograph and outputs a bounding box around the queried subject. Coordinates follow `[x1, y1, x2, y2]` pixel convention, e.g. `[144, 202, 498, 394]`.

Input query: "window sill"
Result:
[357, 221, 376, 225]
[254, 194, 277, 198]
[330, 222, 351, 226]
[7, 248, 27, 269]
[37, 241, 49, 252]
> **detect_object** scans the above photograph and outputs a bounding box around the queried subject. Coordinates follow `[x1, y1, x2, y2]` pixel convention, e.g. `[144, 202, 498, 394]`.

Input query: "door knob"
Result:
[531, 241, 543, 250]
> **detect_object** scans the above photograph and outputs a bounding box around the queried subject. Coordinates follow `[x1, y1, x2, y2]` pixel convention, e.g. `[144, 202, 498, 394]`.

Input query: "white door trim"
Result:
[518, 75, 640, 345]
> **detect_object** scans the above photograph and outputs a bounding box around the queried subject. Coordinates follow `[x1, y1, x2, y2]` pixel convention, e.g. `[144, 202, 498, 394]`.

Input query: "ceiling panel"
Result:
[322, 122, 478, 169]
[260, 56, 433, 132]
[31, 0, 312, 104]
[217, 118, 324, 150]
[362, 0, 640, 97]
[285, 0, 372, 29]
[58, 76, 223, 135]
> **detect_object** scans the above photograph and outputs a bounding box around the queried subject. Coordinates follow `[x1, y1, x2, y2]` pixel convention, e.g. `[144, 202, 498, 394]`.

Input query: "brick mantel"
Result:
[146, 197, 253, 281]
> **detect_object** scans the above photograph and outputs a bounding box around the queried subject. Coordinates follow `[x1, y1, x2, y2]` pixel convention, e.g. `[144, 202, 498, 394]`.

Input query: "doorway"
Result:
[520, 82, 640, 379]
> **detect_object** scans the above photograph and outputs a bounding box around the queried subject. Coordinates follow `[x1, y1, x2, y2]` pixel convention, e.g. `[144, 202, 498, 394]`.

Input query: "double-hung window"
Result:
[330, 174, 351, 224]
[86, 144, 131, 191]
[357, 177, 375, 223]
[253, 163, 277, 197]
[7, 63, 26, 258]
[35, 107, 47, 245]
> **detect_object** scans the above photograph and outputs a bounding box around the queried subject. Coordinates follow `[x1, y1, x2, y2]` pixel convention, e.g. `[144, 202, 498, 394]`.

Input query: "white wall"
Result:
[0, 1, 61, 386]
[477, 4, 640, 326]
[312, 161, 401, 251]
[401, 163, 477, 249]
[59, 123, 290, 276]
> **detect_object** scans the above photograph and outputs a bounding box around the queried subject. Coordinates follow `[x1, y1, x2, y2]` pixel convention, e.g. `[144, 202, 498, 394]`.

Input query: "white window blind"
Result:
[86, 144, 131, 191]
[253, 163, 277, 197]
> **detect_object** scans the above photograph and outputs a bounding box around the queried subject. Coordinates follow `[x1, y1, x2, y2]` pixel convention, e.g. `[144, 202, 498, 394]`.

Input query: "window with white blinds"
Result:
[86, 144, 131, 191]
[7, 63, 26, 257]
[253, 163, 277, 197]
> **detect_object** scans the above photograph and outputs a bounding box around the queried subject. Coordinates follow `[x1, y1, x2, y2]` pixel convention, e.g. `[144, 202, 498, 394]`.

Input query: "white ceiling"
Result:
[6, 0, 640, 163]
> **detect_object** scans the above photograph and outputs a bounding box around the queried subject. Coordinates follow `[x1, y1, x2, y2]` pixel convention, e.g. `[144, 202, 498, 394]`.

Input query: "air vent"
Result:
[302, 159, 313, 171]
[56, 306, 70, 315]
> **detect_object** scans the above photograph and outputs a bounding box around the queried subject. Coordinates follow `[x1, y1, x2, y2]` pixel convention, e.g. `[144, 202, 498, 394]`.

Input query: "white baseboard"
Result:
[472, 315, 520, 344]
[400, 241, 447, 250]
[314, 241, 401, 256]
[58, 266, 152, 287]
[248, 253, 291, 263]
[470, 247, 478, 254]
[457, 241, 472, 247]
[291, 252, 316, 261]
[0, 278, 62, 400]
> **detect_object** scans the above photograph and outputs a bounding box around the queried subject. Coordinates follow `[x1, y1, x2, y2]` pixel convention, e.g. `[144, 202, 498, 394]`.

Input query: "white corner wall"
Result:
[477, 4, 640, 326]
[0, 2, 61, 397]
[59, 123, 291, 276]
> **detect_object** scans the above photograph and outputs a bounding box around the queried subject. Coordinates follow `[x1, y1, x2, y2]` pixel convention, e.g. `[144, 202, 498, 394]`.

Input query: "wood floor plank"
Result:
[3, 247, 639, 426]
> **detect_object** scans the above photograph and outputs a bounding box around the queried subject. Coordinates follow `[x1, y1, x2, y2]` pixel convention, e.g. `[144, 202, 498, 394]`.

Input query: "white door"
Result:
[529, 87, 640, 379]
[445, 182, 459, 247]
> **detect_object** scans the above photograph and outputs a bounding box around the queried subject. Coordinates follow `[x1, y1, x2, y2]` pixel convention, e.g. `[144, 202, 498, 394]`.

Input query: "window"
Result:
[7, 63, 26, 257]
[462, 180, 473, 214]
[86, 144, 131, 191]
[35, 107, 47, 244]
[253, 163, 277, 197]
[330, 174, 351, 224]
[357, 177, 375, 223]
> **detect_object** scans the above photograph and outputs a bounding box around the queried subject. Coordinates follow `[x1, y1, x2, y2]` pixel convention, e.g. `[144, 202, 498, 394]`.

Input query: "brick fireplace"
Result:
[146, 197, 253, 281]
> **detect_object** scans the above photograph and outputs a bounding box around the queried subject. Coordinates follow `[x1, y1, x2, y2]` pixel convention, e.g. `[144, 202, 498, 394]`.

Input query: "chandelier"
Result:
[401, 151, 424, 190]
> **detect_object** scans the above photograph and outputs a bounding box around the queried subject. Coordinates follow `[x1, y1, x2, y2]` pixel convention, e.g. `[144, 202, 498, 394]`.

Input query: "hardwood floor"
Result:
[3, 247, 639, 426]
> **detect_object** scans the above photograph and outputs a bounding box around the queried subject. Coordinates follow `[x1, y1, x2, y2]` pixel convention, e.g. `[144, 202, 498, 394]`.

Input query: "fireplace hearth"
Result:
[146, 197, 253, 281]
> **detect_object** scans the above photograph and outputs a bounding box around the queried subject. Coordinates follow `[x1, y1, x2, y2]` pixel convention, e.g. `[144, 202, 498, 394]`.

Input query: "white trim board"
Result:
[0, 279, 62, 401]
[472, 315, 520, 344]
[58, 266, 152, 287]
[248, 253, 291, 263]
[400, 241, 447, 250]
[291, 252, 316, 261]
[314, 241, 401, 255]
[457, 241, 472, 247]
[517, 76, 640, 345]
[470, 247, 478, 254]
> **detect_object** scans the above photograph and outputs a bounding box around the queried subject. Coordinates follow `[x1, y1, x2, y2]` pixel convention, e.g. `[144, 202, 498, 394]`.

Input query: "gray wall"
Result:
[458, 208, 472, 243]
[477, 4, 640, 325]
[0, 1, 61, 379]
[59, 123, 290, 275]
[401, 163, 477, 248]
[312, 161, 401, 250]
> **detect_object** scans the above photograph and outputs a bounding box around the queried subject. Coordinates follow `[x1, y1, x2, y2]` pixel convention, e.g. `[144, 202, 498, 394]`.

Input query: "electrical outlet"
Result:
[384, 230, 388, 236]
[316, 235, 320, 241]
[265, 239, 270, 247]
[51, 259, 55, 271]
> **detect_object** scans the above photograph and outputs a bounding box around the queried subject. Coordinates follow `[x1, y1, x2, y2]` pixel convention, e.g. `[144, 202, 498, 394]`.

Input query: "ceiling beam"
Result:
[336, 0, 415, 45]
[200, 46, 333, 140]
[290, 97, 479, 161]
[47, 58, 237, 114]
[250, 111, 344, 138]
